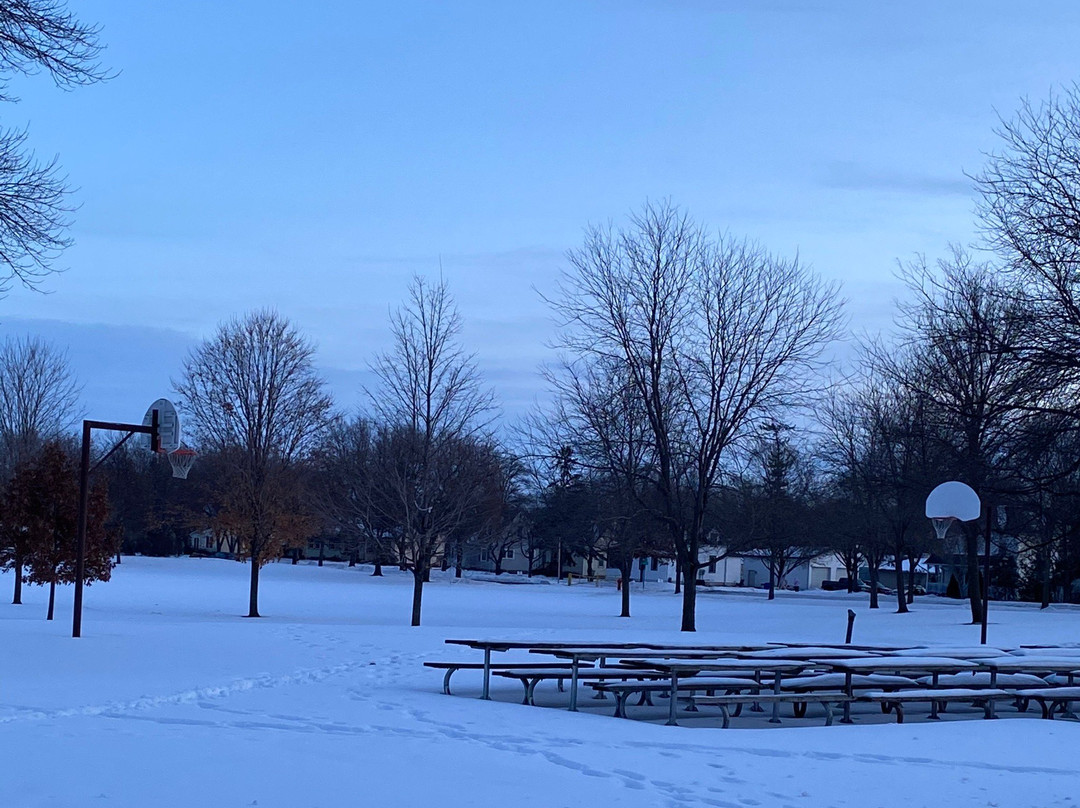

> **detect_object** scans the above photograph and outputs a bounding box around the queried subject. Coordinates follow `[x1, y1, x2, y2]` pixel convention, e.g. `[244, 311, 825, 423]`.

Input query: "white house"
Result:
[739, 553, 847, 589]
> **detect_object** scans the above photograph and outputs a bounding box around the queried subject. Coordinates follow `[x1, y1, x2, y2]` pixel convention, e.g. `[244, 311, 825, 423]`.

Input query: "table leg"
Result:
[666, 672, 680, 726]
[929, 673, 940, 719]
[841, 672, 853, 723]
[482, 649, 492, 701]
[769, 671, 782, 724]
[592, 655, 607, 699]
[988, 669, 997, 719]
[569, 656, 580, 712]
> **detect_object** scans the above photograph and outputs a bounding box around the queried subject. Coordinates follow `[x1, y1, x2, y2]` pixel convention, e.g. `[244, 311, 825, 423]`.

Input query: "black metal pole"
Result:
[981, 503, 991, 645]
[72, 412, 159, 638]
[845, 609, 856, 644]
[72, 420, 91, 638]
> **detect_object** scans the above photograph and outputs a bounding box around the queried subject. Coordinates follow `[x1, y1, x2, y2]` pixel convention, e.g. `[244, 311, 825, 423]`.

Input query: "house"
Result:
[738, 552, 846, 590]
[868, 559, 931, 592]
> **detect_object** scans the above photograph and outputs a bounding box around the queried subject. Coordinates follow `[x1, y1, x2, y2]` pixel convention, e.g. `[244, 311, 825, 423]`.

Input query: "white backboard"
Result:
[925, 481, 981, 522]
[143, 398, 181, 453]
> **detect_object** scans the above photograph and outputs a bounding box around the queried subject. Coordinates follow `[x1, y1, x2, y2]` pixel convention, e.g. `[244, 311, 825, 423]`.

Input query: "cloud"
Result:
[820, 162, 972, 197]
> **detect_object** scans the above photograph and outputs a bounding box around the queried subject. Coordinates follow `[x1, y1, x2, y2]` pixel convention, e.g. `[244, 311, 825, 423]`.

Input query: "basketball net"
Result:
[166, 445, 197, 479]
[931, 516, 956, 540]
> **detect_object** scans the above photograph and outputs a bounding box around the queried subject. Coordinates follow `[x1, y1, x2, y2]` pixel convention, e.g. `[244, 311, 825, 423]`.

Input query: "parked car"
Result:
[820, 577, 894, 595]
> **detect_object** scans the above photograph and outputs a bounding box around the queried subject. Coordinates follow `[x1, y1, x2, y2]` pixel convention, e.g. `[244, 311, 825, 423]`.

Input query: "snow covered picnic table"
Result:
[816, 657, 982, 722]
[433, 640, 1080, 728]
[440, 639, 768, 705]
[442, 639, 664, 700]
[616, 657, 812, 725]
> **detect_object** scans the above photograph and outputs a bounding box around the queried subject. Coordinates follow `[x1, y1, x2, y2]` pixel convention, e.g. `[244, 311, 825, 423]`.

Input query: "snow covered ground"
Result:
[1, 557, 1078, 808]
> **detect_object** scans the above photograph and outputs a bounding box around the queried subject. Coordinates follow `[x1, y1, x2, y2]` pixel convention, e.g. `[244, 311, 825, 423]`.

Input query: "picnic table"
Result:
[819, 656, 981, 722]
[979, 656, 1080, 716]
[740, 646, 882, 660]
[444, 640, 666, 699]
[618, 657, 810, 725]
[885, 646, 1014, 659]
[529, 646, 762, 711]
[444, 640, 765, 703]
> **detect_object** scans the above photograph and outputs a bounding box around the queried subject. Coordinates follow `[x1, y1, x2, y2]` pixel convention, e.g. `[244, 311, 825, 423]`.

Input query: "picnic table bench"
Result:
[858, 688, 1009, 723]
[819, 656, 982, 722]
[618, 657, 811, 726]
[1012, 686, 1080, 719]
[694, 691, 853, 728]
[589, 676, 761, 718]
[492, 666, 672, 705]
[424, 661, 592, 696]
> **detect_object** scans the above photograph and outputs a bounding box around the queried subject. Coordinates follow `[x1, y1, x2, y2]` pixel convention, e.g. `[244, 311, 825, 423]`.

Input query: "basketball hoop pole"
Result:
[72, 412, 159, 639]
[982, 503, 992, 646]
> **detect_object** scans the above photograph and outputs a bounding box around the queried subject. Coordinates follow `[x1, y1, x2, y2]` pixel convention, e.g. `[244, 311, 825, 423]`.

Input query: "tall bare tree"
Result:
[549, 201, 843, 630]
[974, 86, 1080, 387]
[0, 335, 79, 603]
[368, 276, 494, 625]
[539, 355, 654, 616]
[175, 310, 332, 617]
[0, 1, 108, 293]
[875, 252, 1056, 622]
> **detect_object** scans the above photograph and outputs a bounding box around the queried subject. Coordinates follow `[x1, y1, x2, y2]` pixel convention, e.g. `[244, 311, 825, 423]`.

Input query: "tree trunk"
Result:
[46, 577, 55, 620]
[674, 556, 681, 595]
[318, 540, 325, 567]
[907, 555, 917, 605]
[680, 561, 696, 631]
[965, 530, 982, 624]
[868, 563, 880, 609]
[12, 550, 22, 605]
[767, 562, 777, 601]
[895, 543, 908, 614]
[494, 555, 502, 575]
[619, 558, 632, 618]
[247, 556, 261, 617]
[845, 554, 859, 592]
[348, 547, 357, 567]
[410, 568, 424, 626]
[1040, 546, 1051, 609]
[291, 547, 299, 565]
[372, 560, 383, 576]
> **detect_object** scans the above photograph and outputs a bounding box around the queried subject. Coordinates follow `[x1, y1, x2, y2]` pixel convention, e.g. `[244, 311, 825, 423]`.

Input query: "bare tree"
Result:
[367, 276, 494, 626]
[540, 355, 653, 616]
[974, 86, 1080, 385]
[0, 1, 108, 293]
[0, 335, 79, 603]
[549, 201, 844, 630]
[875, 252, 1055, 622]
[316, 416, 392, 572]
[175, 310, 332, 617]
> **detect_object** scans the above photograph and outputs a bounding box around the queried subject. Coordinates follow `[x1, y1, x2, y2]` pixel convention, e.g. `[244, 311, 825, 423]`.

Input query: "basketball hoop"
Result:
[931, 516, 956, 540]
[166, 445, 197, 479]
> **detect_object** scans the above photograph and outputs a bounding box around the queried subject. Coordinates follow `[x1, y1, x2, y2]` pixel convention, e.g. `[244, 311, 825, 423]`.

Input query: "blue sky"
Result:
[4, 0, 1080, 426]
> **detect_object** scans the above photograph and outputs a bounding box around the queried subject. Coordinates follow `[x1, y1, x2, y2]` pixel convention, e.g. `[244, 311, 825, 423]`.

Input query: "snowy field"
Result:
[1, 558, 1078, 808]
